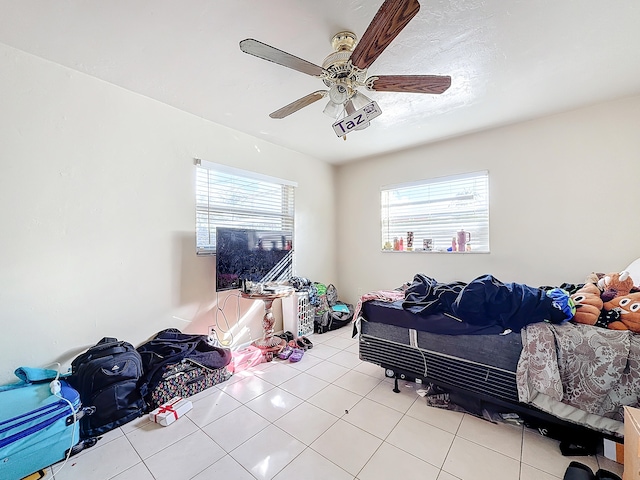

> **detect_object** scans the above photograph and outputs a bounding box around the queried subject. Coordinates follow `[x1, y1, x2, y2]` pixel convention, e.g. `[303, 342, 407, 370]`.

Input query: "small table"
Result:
[241, 289, 294, 355]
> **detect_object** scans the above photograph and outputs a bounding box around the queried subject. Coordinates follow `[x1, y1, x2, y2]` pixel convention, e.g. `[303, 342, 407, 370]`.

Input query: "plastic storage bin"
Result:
[282, 291, 313, 337]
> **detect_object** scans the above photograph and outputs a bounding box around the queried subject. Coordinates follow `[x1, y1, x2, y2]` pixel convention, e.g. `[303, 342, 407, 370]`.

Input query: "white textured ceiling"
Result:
[1, 0, 639, 164]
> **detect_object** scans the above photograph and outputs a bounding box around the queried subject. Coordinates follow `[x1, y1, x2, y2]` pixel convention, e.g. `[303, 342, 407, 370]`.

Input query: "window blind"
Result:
[381, 171, 490, 252]
[196, 160, 296, 255]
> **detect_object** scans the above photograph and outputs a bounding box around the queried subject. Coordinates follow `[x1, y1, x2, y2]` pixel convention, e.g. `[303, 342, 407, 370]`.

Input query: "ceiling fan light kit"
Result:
[239, 0, 451, 137]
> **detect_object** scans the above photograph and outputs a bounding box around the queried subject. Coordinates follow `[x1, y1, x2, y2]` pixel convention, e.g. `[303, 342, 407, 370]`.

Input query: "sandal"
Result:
[296, 339, 308, 350]
[277, 345, 293, 360]
[289, 348, 305, 363]
[300, 336, 313, 349]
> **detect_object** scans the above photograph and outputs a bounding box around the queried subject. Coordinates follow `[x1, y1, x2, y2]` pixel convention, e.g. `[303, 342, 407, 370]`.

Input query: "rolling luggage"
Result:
[0, 380, 94, 480]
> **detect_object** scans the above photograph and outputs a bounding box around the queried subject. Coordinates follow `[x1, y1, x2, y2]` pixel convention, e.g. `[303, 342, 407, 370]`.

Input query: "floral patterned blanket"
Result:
[516, 322, 639, 435]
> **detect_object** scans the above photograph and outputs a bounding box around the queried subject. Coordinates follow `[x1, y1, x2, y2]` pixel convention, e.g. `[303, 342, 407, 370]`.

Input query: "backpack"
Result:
[68, 337, 146, 438]
[312, 283, 354, 333]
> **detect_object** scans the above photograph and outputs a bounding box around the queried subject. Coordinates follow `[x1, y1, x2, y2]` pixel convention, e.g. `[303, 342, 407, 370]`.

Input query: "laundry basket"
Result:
[282, 291, 313, 337]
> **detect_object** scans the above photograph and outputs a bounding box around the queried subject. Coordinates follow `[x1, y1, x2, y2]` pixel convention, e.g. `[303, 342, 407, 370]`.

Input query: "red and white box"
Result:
[149, 396, 193, 426]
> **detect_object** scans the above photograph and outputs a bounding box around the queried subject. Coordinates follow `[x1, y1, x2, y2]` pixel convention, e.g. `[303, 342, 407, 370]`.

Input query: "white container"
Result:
[282, 291, 313, 337]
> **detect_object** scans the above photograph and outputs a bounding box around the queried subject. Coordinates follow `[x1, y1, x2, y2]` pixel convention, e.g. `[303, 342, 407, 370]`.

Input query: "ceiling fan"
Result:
[239, 0, 451, 130]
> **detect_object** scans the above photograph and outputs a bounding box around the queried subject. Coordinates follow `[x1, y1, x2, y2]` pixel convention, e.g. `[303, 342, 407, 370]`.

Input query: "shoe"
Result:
[296, 339, 308, 350]
[300, 336, 313, 349]
[563, 462, 595, 480]
[289, 348, 304, 363]
[283, 331, 295, 342]
[595, 469, 622, 480]
[277, 345, 293, 360]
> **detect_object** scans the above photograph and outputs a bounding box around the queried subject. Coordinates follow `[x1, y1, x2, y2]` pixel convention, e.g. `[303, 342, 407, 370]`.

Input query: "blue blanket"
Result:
[402, 274, 572, 333]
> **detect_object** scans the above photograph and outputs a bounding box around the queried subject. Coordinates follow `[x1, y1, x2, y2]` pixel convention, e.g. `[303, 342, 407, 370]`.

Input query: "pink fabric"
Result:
[353, 290, 406, 322]
[229, 345, 263, 373]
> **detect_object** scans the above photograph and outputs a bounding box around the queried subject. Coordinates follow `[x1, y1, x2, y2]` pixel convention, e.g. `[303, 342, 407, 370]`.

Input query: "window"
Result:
[195, 159, 296, 255]
[381, 171, 489, 253]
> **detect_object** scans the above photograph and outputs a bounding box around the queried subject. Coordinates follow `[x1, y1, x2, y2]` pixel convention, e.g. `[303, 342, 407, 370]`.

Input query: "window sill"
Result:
[381, 249, 489, 254]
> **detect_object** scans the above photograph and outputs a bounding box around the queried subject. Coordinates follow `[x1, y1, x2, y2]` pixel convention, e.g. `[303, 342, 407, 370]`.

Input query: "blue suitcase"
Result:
[0, 380, 93, 480]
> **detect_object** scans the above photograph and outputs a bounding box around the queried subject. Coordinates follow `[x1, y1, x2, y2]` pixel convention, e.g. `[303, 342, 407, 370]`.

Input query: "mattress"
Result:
[359, 300, 524, 403]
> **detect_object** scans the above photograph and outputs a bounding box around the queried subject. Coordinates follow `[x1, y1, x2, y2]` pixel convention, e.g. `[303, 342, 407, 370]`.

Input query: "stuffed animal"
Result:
[597, 270, 634, 302]
[603, 292, 640, 332]
[570, 283, 603, 326]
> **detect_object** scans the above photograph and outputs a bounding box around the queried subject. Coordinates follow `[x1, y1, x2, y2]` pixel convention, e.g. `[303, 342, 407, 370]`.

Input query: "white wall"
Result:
[336, 95, 640, 304]
[0, 43, 336, 384]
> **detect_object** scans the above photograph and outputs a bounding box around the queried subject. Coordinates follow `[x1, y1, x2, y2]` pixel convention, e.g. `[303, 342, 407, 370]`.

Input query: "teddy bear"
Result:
[603, 292, 640, 332]
[596, 270, 634, 302]
[570, 283, 604, 326]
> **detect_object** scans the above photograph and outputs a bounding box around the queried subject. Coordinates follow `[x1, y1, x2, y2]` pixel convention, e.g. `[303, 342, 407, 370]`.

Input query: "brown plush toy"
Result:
[597, 271, 634, 302]
[604, 292, 640, 332]
[570, 283, 604, 326]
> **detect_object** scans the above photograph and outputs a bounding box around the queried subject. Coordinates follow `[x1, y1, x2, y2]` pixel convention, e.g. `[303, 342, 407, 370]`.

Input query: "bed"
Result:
[356, 265, 640, 440]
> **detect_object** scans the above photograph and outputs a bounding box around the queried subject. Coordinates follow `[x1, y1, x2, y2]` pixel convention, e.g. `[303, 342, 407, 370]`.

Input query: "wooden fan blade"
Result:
[367, 75, 451, 94]
[269, 91, 327, 119]
[240, 39, 324, 77]
[350, 0, 421, 70]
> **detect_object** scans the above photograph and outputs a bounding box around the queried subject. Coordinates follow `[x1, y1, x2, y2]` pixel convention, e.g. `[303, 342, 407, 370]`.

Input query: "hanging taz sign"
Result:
[332, 101, 382, 137]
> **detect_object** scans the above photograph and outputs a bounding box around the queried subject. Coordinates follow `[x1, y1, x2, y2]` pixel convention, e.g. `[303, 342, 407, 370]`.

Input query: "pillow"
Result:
[624, 257, 640, 287]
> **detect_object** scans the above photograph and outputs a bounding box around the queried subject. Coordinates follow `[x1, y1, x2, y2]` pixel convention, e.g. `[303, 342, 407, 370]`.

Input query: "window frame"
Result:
[195, 159, 297, 255]
[380, 170, 490, 253]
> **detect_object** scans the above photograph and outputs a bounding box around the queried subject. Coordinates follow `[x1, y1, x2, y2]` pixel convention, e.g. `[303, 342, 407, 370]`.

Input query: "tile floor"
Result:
[44, 327, 624, 480]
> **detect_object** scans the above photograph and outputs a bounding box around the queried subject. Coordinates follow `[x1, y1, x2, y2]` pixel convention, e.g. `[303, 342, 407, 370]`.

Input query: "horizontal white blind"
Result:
[381, 171, 490, 252]
[196, 161, 295, 255]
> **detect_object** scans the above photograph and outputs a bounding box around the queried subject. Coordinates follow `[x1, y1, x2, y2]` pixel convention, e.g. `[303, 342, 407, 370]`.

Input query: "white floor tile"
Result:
[53, 435, 141, 480]
[306, 343, 342, 360]
[245, 386, 304, 422]
[305, 360, 350, 383]
[273, 447, 355, 480]
[365, 379, 419, 413]
[342, 397, 403, 439]
[327, 350, 363, 369]
[278, 371, 330, 400]
[442, 436, 521, 480]
[597, 455, 624, 477]
[520, 463, 562, 480]
[219, 374, 275, 404]
[333, 369, 382, 396]
[277, 401, 339, 445]
[357, 442, 440, 480]
[322, 336, 357, 350]
[385, 415, 455, 468]
[144, 429, 225, 480]
[109, 462, 155, 480]
[201, 404, 270, 452]
[191, 454, 256, 480]
[286, 353, 324, 371]
[310, 419, 382, 476]
[404, 400, 464, 435]
[353, 361, 387, 378]
[307, 383, 363, 417]
[230, 424, 306, 480]
[126, 416, 199, 459]
[253, 362, 301, 386]
[437, 471, 462, 480]
[187, 388, 242, 427]
[455, 414, 522, 460]
[521, 429, 598, 478]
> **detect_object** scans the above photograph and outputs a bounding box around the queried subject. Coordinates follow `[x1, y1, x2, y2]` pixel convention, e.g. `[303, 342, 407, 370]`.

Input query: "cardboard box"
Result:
[149, 396, 193, 426]
[604, 438, 625, 464]
[624, 406, 640, 480]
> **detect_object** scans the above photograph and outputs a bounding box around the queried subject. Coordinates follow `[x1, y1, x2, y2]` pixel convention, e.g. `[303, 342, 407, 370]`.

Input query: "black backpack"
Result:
[68, 337, 147, 438]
